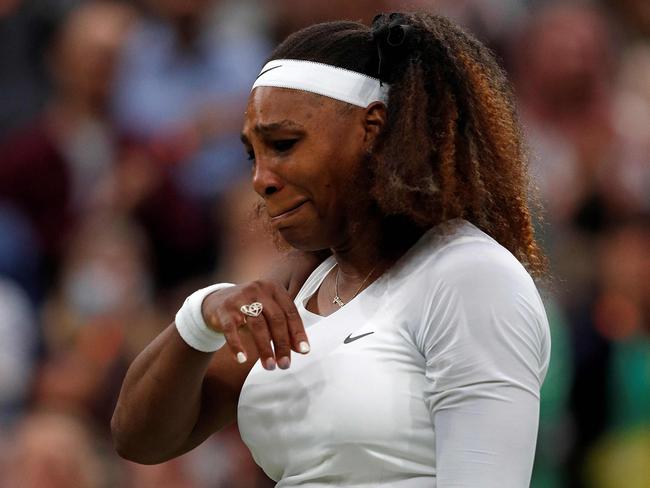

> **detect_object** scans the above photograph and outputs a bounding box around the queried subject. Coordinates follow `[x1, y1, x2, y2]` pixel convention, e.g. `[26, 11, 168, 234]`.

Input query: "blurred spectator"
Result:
[594, 221, 649, 422]
[0, 0, 219, 292]
[268, 0, 385, 40]
[0, 279, 37, 426]
[581, 221, 649, 488]
[514, 4, 648, 234]
[595, 221, 648, 328]
[0, 204, 41, 300]
[126, 427, 274, 487]
[513, 2, 647, 302]
[0, 0, 137, 287]
[0, 0, 21, 18]
[35, 217, 162, 428]
[111, 0, 269, 200]
[612, 41, 650, 214]
[0, 0, 86, 136]
[385, 0, 528, 58]
[126, 457, 200, 488]
[515, 4, 617, 228]
[0, 409, 113, 488]
[603, 0, 650, 38]
[513, 4, 650, 486]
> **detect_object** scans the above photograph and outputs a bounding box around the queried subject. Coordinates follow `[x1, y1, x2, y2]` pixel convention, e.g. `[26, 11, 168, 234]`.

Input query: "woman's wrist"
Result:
[175, 283, 235, 352]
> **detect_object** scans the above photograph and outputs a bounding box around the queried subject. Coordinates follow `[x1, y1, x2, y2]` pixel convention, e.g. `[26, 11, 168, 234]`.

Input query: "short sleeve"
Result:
[412, 240, 550, 487]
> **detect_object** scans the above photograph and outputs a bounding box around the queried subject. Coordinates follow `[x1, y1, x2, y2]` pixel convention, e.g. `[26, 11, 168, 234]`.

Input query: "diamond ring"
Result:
[240, 302, 263, 318]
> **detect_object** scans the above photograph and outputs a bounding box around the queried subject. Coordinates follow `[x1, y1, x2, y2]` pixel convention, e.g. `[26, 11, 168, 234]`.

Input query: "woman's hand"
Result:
[202, 280, 310, 371]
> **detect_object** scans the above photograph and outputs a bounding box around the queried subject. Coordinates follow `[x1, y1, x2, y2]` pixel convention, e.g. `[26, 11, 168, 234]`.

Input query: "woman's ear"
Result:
[363, 101, 387, 149]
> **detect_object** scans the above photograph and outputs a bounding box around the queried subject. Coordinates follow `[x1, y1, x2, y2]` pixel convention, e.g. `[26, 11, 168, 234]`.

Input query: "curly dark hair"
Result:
[266, 12, 547, 278]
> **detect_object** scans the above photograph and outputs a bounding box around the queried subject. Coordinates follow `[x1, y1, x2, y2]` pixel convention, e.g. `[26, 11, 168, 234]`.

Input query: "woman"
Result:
[112, 12, 550, 487]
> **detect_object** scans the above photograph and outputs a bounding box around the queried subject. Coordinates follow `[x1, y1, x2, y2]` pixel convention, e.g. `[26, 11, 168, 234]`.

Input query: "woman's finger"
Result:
[273, 286, 310, 354]
[244, 312, 276, 370]
[261, 300, 292, 369]
[217, 310, 248, 364]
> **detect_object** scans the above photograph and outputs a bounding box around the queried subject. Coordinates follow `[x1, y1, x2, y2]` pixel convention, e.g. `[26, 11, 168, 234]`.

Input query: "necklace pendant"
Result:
[332, 295, 345, 307]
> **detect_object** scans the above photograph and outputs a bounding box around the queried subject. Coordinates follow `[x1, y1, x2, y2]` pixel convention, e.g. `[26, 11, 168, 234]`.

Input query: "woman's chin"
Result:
[278, 228, 328, 253]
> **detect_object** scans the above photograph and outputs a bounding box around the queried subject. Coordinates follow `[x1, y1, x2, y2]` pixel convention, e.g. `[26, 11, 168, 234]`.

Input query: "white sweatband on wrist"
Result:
[251, 59, 390, 108]
[175, 283, 235, 353]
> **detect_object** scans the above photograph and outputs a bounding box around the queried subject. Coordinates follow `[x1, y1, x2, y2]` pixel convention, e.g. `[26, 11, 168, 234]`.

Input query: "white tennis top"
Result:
[237, 220, 551, 487]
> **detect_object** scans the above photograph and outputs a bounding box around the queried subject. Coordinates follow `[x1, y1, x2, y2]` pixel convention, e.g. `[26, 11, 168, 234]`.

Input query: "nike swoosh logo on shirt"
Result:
[343, 332, 374, 344]
[256, 65, 282, 79]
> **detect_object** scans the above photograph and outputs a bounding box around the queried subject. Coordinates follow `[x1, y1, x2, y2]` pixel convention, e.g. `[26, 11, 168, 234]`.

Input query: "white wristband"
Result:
[175, 283, 235, 353]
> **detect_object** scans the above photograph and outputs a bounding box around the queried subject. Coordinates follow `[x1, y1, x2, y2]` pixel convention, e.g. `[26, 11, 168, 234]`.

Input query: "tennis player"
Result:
[112, 12, 551, 487]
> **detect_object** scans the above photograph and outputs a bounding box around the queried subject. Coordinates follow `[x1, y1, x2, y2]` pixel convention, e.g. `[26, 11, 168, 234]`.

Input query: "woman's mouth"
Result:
[270, 200, 308, 224]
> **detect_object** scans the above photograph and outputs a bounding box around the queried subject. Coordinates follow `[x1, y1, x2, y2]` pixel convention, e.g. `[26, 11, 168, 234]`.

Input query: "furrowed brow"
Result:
[254, 120, 305, 135]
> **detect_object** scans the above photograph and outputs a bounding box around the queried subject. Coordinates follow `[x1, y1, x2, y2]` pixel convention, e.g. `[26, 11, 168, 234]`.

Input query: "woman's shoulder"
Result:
[398, 219, 533, 288]
[402, 221, 551, 381]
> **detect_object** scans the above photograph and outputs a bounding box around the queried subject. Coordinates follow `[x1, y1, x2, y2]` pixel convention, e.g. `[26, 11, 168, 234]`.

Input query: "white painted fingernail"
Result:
[236, 352, 247, 364]
[299, 341, 310, 353]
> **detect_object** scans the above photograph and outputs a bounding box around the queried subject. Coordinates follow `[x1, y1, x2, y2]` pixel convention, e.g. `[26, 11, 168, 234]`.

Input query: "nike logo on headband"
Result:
[256, 65, 282, 79]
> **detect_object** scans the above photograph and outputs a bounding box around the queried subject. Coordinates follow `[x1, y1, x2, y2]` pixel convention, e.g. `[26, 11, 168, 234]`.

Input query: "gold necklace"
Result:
[332, 264, 378, 307]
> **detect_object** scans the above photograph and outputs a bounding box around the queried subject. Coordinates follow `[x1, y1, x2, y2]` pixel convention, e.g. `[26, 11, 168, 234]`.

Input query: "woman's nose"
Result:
[252, 160, 284, 198]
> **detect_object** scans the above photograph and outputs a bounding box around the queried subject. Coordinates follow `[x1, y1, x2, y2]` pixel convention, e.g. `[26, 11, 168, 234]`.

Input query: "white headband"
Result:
[251, 59, 390, 108]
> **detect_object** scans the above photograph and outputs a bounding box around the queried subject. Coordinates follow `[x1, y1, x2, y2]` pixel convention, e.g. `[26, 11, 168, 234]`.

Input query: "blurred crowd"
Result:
[0, 0, 647, 487]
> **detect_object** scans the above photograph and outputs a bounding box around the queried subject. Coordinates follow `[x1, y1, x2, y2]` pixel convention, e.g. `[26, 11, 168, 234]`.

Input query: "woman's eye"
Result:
[272, 139, 298, 152]
[244, 139, 297, 162]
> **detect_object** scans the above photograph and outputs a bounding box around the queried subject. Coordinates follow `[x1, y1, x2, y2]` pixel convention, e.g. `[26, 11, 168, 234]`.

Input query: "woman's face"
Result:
[241, 87, 384, 251]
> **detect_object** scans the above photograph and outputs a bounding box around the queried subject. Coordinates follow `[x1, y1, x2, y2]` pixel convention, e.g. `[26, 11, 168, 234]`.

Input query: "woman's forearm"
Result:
[111, 324, 219, 464]
[111, 250, 324, 464]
